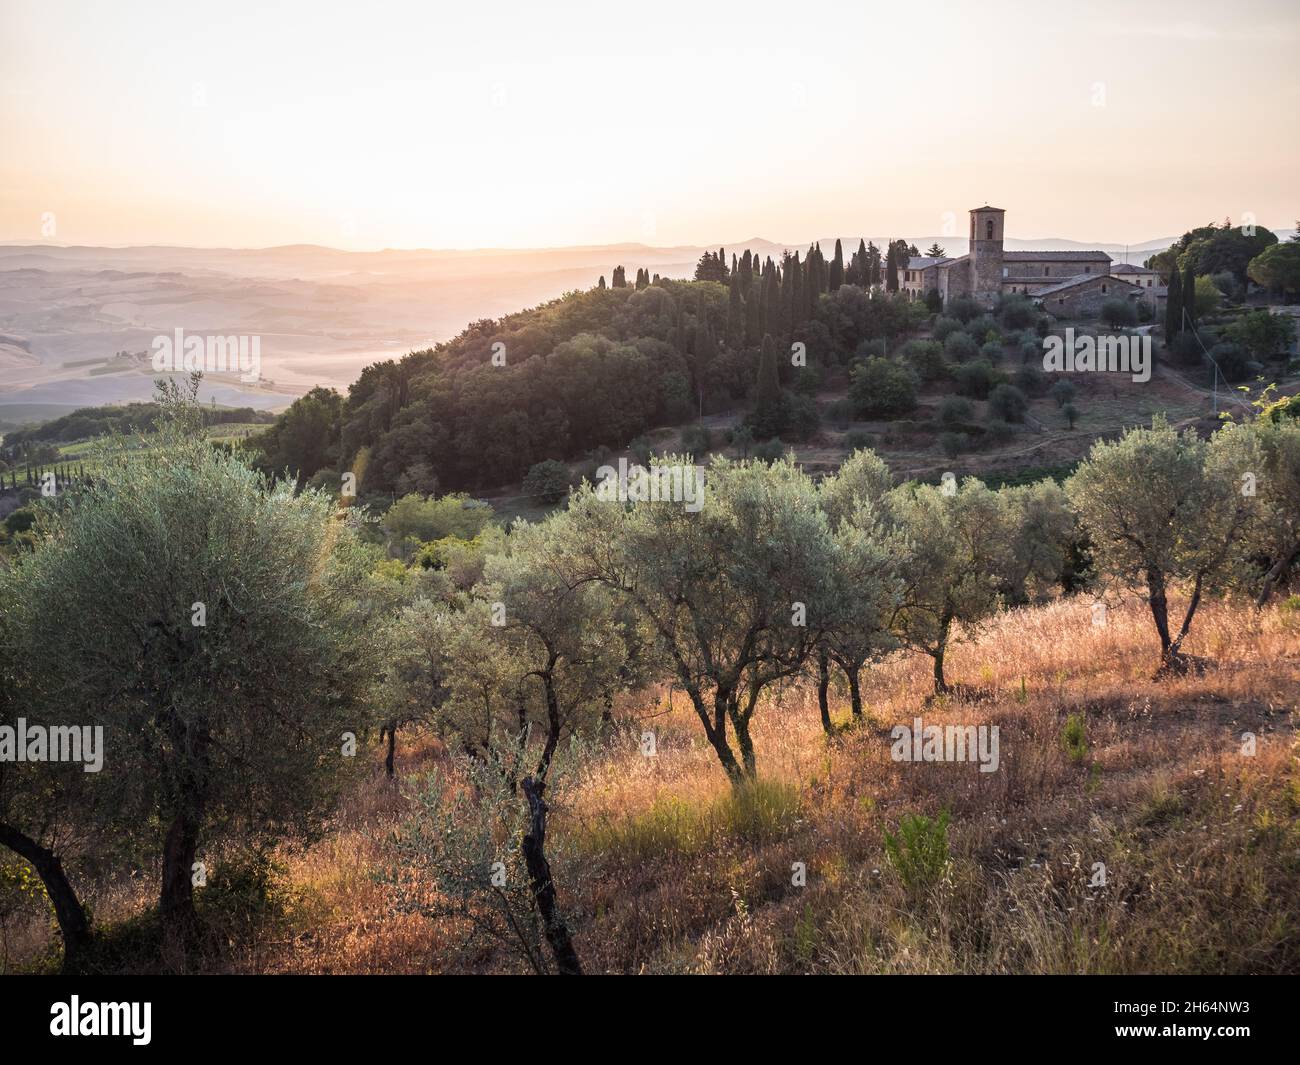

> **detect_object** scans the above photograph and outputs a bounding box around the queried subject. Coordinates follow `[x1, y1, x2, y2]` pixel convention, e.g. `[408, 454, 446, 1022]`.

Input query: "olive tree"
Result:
[814, 450, 906, 728]
[0, 569, 96, 970]
[1066, 418, 1251, 674]
[885, 477, 1013, 694]
[1222, 417, 1300, 606]
[4, 400, 376, 952]
[473, 517, 630, 785]
[1000, 478, 1076, 603]
[559, 455, 835, 782]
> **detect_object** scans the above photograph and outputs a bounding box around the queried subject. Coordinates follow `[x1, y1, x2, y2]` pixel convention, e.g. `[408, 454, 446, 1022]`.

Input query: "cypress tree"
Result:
[727, 273, 744, 349]
[761, 267, 780, 339]
[1165, 266, 1182, 339]
[753, 334, 784, 437]
[830, 238, 844, 291]
[885, 243, 899, 293]
[789, 253, 805, 331]
[867, 241, 882, 287]
[746, 278, 762, 347]
[1182, 261, 1196, 331]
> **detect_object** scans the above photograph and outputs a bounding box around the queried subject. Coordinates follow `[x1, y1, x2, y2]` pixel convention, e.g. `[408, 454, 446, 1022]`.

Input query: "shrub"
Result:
[1226, 310, 1297, 361]
[938, 431, 967, 457]
[825, 398, 854, 430]
[947, 297, 983, 323]
[680, 424, 713, 457]
[849, 358, 919, 418]
[951, 358, 997, 399]
[883, 810, 951, 896]
[980, 340, 1005, 364]
[932, 315, 963, 342]
[1208, 341, 1253, 383]
[784, 393, 822, 440]
[1049, 378, 1076, 407]
[987, 383, 1028, 423]
[843, 429, 874, 450]
[752, 438, 786, 463]
[1062, 403, 1080, 428]
[944, 332, 979, 362]
[936, 395, 974, 427]
[1170, 329, 1207, 366]
[998, 295, 1037, 329]
[1061, 713, 1088, 763]
[521, 459, 572, 503]
[628, 435, 653, 465]
[1099, 298, 1138, 328]
[1192, 275, 1223, 318]
[967, 315, 999, 343]
[902, 340, 947, 381]
[1014, 363, 1046, 395]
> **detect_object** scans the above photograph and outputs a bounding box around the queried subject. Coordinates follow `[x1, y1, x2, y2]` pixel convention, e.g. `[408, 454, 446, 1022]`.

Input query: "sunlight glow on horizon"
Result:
[1, 0, 1296, 251]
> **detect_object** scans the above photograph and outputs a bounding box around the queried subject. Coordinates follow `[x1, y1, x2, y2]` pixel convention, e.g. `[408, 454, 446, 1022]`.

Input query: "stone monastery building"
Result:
[900, 206, 1161, 317]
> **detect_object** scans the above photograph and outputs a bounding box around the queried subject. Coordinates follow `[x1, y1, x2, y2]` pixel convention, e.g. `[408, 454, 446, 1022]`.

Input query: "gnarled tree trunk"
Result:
[0, 822, 90, 973]
[520, 777, 582, 975]
[160, 810, 201, 947]
[816, 647, 832, 735]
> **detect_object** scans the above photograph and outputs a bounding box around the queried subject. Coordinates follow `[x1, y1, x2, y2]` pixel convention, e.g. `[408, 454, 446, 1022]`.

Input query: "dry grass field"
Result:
[14, 591, 1293, 975]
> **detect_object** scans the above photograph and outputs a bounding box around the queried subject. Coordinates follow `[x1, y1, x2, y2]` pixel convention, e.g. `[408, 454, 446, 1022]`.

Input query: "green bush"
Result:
[932, 316, 963, 342]
[1099, 299, 1139, 328]
[987, 383, 1028, 423]
[947, 297, 983, 323]
[902, 340, 948, 382]
[752, 438, 786, 463]
[680, 424, 713, 457]
[936, 395, 974, 427]
[849, 358, 919, 418]
[967, 316, 1000, 343]
[998, 295, 1037, 329]
[521, 459, 572, 503]
[939, 431, 968, 458]
[944, 332, 979, 362]
[1014, 363, 1046, 395]
[1170, 329, 1208, 367]
[883, 810, 951, 895]
[1049, 378, 1076, 407]
[952, 358, 998, 399]
[1061, 712, 1088, 763]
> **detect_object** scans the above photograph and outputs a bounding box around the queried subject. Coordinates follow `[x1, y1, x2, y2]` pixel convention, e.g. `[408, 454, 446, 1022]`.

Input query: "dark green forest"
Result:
[251, 245, 928, 496]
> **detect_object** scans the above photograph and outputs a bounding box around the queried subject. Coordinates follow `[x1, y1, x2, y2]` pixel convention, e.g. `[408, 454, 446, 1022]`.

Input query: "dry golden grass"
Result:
[4, 593, 1297, 974]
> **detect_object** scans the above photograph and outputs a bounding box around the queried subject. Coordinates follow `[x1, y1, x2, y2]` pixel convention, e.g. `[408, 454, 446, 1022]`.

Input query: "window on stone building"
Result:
[986, 220, 994, 240]
[1044, 267, 1050, 276]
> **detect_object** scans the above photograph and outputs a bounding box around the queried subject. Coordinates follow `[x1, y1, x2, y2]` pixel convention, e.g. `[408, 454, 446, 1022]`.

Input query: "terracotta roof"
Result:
[971, 205, 1006, 213]
[906, 256, 952, 270]
[1036, 274, 1141, 297]
[1111, 263, 1155, 274]
[1003, 251, 1113, 262]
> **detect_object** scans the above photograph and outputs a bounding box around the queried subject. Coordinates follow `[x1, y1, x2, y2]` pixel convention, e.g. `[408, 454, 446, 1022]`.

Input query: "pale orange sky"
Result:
[1, 0, 1296, 250]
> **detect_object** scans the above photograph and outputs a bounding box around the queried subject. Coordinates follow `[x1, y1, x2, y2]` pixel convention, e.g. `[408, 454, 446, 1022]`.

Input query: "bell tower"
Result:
[969, 205, 1005, 305]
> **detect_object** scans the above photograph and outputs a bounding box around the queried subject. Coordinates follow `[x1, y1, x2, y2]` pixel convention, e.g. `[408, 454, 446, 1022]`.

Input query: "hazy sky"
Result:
[1, 0, 1296, 250]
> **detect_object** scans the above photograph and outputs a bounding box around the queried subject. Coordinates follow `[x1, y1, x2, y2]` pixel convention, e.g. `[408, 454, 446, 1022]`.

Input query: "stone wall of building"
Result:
[1038, 275, 1141, 318]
